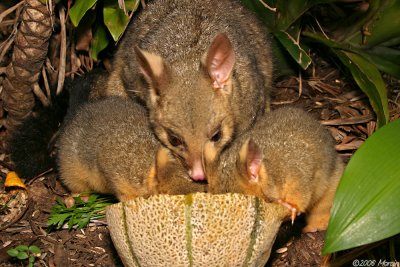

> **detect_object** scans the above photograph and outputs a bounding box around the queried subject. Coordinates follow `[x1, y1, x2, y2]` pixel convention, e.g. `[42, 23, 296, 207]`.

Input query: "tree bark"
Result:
[2, 0, 53, 134]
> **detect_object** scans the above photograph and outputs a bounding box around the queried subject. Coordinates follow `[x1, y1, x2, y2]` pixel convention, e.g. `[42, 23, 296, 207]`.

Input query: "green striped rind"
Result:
[106, 193, 286, 267]
[184, 194, 193, 267]
[122, 202, 141, 267]
[248, 200, 287, 266]
[105, 202, 140, 267]
[244, 197, 261, 267]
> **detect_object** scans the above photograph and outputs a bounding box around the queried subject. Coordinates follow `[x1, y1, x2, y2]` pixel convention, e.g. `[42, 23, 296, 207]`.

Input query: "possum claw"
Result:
[277, 199, 299, 224]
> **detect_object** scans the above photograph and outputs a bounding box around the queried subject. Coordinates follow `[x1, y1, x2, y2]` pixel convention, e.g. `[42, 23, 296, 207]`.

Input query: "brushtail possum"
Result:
[57, 97, 206, 202]
[206, 107, 344, 232]
[101, 0, 273, 181]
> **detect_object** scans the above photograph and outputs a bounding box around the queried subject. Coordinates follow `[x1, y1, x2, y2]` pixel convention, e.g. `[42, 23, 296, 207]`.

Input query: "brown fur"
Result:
[94, 0, 273, 181]
[206, 107, 344, 232]
[57, 97, 206, 202]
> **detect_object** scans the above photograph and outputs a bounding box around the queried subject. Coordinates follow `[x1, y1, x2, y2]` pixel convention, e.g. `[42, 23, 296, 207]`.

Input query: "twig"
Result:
[42, 66, 51, 99]
[33, 82, 50, 107]
[0, 19, 18, 27]
[0, 1, 24, 24]
[141, 0, 147, 9]
[258, 0, 276, 12]
[0, 66, 6, 74]
[26, 168, 55, 186]
[313, 16, 330, 40]
[0, 28, 17, 64]
[45, 57, 55, 72]
[46, 0, 54, 29]
[56, 8, 66, 95]
[320, 114, 375, 126]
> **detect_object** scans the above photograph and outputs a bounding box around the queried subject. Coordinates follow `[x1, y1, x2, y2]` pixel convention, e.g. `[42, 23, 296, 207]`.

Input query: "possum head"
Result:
[135, 33, 236, 181]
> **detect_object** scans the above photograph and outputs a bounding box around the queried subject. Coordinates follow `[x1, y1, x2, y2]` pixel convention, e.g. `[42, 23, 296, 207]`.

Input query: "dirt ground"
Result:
[0, 56, 399, 266]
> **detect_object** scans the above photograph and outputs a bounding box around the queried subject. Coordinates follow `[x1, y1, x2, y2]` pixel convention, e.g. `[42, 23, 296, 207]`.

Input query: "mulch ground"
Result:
[0, 56, 399, 266]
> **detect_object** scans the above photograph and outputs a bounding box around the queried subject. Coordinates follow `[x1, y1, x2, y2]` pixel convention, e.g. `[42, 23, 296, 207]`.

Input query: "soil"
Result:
[0, 56, 399, 266]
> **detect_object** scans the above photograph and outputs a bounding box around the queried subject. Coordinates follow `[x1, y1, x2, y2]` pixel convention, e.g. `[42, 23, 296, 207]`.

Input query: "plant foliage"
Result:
[241, 0, 398, 127]
[47, 194, 116, 231]
[323, 119, 400, 254]
[7, 245, 42, 267]
[69, 0, 140, 59]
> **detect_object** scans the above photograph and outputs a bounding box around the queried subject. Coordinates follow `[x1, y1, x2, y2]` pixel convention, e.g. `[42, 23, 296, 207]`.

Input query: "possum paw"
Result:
[277, 199, 300, 224]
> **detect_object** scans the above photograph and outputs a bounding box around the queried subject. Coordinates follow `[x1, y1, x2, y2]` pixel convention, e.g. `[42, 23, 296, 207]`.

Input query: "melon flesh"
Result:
[106, 193, 286, 267]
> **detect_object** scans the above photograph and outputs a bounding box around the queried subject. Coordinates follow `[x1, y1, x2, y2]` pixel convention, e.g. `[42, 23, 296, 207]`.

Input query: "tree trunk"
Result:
[2, 0, 53, 135]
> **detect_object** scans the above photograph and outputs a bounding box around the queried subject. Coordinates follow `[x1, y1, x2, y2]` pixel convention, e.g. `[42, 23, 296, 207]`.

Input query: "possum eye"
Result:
[167, 130, 184, 148]
[210, 127, 222, 143]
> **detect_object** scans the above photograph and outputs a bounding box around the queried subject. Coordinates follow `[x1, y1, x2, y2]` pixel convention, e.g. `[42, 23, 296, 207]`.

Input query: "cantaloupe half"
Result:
[106, 193, 287, 267]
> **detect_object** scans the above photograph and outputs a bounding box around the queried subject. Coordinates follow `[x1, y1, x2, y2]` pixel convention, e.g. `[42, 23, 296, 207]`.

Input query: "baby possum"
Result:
[57, 97, 206, 202]
[206, 107, 344, 232]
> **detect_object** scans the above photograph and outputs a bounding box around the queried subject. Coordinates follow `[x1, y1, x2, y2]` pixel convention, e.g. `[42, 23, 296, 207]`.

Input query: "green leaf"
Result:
[334, 50, 389, 127]
[28, 245, 41, 254]
[15, 245, 29, 252]
[48, 194, 116, 231]
[357, 46, 400, 79]
[91, 24, 110, 61]
[274, 30, 312, 70]
[69, 0, 98, 27]
[7, 248, 19, 257]
[323, 119, 400, 254]
[47, 213, 70, 229]
[241, 0, 337, 31]
[77, 214, 91, 229]
[349, 0, 400, 47]
[103, 4, 129, 41]
[17, 251, 29, 260]
[240, 0, 276, 29]
[274, 0, 337, 31]
[124, 0, 141, 12]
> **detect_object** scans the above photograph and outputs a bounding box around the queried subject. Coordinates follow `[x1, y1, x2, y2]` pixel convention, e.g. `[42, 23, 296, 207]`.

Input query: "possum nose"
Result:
[189, 160, 206, 181]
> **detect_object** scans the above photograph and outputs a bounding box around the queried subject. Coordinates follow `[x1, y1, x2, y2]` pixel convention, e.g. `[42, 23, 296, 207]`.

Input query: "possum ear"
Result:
[205, 33, 235, 92]
[239, 138, 263, 183]
[134, 47, 170, 105]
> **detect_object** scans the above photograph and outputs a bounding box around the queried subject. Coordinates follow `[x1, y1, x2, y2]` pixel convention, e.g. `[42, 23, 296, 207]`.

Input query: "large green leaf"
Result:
[103, 7, 129, 41]
[69, 0, 98, 27]
[335, 50, 389, 127]
[103, 0, 140, 41]
[348, 0, 400, 47]
[91, 24, 109, 60]
[323, 119, 400, 254]
[274, 31, 312, 70]
[357, 46, 400, 79]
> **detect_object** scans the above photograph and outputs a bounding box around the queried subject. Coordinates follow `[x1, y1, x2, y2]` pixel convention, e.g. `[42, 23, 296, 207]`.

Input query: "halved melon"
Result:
[106, 193, 286, 267]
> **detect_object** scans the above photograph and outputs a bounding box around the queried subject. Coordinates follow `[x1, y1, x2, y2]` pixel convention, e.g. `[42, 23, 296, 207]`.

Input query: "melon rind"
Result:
[106, 193, 286, 267]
